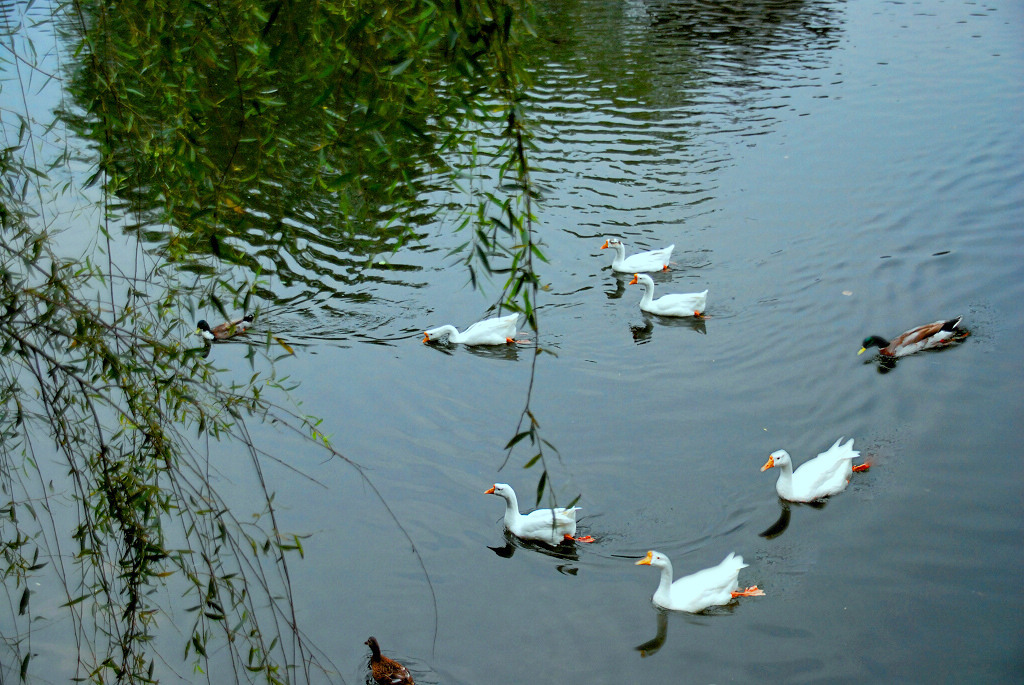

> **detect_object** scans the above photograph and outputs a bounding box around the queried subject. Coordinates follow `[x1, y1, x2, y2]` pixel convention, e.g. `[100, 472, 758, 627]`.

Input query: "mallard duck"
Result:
[423, 313, 520, 345]
[195, 314, 255, 341]
[601, 238, 674, 273]
[629, 273, 707, 317]
[761, 437, 869, 503]
[859, 316, 965, 357]
[485, 483, 593, 545]
[364, 637, 414, 685]
[635, 550, 764, 613]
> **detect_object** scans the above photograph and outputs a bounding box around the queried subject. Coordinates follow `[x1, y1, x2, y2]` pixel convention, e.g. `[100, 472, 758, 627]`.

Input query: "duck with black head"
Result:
[195, 313, 255, 341]
[859, 315, 966, 358]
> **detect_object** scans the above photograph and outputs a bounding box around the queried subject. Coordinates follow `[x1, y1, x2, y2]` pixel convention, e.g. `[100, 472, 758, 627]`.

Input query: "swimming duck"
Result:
[629, 273, 707, 317]
[635, 550, 764, 613]
[423, 313, 519, 345]
[485, 483, 593, 545]
[859, 316, 966, 357]
[364, 637, 414, 685]
[761, 437, 869, 503]
[601, 238, 674, 273]
[195, 314, 255, 341]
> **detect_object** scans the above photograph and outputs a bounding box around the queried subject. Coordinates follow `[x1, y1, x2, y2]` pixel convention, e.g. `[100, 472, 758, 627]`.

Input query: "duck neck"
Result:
[775, 462, 795, 498]
[653, 560, 675, 604]
[501, 491, 522, 529]
[610, 243, 626, 268]
[428, 325, 461, 343]
[637, 279, 655, 308]
[367, 641, 381, 663]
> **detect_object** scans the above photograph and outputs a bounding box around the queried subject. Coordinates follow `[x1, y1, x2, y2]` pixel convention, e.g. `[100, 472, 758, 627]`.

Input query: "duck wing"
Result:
[888, 316, 961, 355]
[670, 553, 745, 611]
[792, 438, 857, 498]
[460, 313, 518, 344]
[516, 507, 577, 542]
[652, 290, 707, 316]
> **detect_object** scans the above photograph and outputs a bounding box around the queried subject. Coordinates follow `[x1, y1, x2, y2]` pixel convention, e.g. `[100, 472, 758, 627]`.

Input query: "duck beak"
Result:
[635, 551, 653, 566]
[857, 347, 867, 355]
[629, 274, 638, 285]
[761, 456, 776, 472]
[423, 332, 429, 343]
[600, 240, 609, 249]
[484, 486, 496, 495]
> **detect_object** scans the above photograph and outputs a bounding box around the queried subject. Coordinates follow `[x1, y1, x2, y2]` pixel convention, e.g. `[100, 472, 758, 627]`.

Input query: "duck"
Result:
[601, 238, 674, 273]
[195, 313, 255, 341]
[485, 483, 593, 545]
[859, 316, 966, 358]
[364, 637, 415, 685]
[761, 437, 869, 503]
[629, 273, 707, 317]
[635, 550, 764, 613]
[423, 313, 519, 345]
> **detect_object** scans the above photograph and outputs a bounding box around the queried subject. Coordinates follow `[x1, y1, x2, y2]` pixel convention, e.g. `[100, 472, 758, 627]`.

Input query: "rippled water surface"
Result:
[263, 1, 1024, 683]
[22, 0, 1024, 682]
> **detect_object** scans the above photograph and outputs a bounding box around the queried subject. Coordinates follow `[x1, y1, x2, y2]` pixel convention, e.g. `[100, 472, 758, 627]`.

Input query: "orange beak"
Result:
[635, 550, 653, 566]
[422, 332, 429, 343]
[629, 274, 639, 285]
[761, 456, 776, 472]
[484, 485, 496, 495]
[600, 240, 609, 249]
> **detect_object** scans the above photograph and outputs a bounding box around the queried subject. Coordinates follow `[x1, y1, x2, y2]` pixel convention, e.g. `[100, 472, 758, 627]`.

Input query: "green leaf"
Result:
[503, 430, 531, 450]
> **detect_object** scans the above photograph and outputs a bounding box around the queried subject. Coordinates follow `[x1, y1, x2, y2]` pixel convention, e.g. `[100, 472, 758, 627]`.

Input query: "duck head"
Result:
[761, 450, 792, 472]
[858, 335, 889, 355]
[485, 483, 513, 500]
[635, 550, 669, 568]
[195, 320, 214, 340]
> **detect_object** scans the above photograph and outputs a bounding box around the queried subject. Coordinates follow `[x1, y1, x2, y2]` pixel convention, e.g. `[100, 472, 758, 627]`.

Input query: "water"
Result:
[275, 1, 1022, 682]
[9, 0, 1024, 682]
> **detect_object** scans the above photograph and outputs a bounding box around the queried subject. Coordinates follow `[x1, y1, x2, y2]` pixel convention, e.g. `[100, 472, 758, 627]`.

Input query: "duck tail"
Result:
[941, 315, 962, 332]
[243, 313, 255, 323]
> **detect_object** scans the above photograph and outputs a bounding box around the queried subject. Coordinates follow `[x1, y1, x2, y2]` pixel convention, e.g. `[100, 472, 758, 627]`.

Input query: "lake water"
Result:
[261, 1, 1024, 682]
[8, 0, 1024, 682]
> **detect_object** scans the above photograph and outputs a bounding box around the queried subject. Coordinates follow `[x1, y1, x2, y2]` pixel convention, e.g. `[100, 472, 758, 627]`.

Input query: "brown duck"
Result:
[365, 636, 414, 685]
[195, 313, 255, 341]
[858, 315, 966, 358]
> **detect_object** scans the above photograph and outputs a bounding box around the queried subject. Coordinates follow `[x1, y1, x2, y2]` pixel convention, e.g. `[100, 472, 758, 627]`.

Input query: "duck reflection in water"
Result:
[420, 337, 522, 361]
[487, 530, 580, 573]
[759, 499, 831, 539]
[629, 313, 707, 344]
[635, 610, 668, 658]
[635, 597, 750, 658]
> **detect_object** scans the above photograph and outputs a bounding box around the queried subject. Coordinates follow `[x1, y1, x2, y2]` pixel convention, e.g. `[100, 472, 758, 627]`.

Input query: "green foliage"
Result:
[2, 0, 543, 683]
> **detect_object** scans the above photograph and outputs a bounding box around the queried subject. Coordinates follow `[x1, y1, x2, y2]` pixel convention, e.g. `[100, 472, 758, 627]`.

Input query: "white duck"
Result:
[636, 550, 764, 613]
[485, 483, 593, 545]
[761, 437, 869, 503]
[423, 313, 519, 345]
[601, 238, 674, 273]
[629, 273, 707, 317]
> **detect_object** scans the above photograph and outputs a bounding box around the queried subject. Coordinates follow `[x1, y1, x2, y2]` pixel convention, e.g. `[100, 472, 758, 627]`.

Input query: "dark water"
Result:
[238, 1, 1024, 683]
[12, 0, 1024, 682]
[258, 1, 1024, 683]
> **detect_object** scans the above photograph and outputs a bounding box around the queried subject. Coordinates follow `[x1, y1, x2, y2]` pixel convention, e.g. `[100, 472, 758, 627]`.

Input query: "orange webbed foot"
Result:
[731, 585, 765, 598]
[564, 534, 595, 543]
[852, 463, 870, 472]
